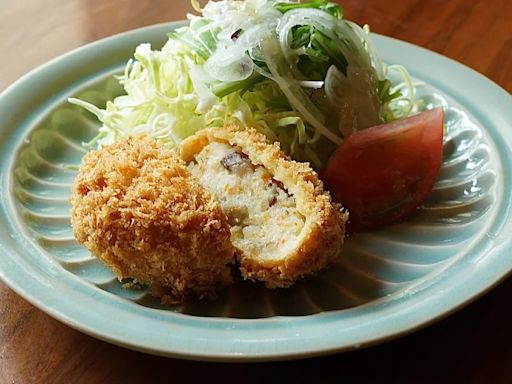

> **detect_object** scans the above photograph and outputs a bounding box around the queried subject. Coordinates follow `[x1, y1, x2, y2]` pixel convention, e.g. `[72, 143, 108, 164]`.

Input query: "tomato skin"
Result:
[321, 108, 444, 232]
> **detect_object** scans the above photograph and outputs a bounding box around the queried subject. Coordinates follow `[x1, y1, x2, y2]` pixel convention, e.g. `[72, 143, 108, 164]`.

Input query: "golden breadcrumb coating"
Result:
[180, 125, 348, 288]
[70, 135, 234, 303]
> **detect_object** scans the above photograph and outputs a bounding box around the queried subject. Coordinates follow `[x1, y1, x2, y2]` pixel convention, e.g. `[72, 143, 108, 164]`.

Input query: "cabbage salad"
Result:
[70, 0, 419, 169]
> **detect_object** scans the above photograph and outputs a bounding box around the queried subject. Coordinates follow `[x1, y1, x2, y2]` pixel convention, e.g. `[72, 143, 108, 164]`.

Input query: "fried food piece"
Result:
[70, 135, 234, 303]
[180, 126, 348, 288]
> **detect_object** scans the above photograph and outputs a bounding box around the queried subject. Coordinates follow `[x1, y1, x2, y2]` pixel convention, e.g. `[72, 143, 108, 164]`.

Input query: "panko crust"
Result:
[180, 125, 348, 288]
[70, 135, 235, 303]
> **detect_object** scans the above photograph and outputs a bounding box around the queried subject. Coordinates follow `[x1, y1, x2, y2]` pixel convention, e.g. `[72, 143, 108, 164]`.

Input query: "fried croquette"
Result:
[70, 135, 235, 303]
[180, 126, 348, 288]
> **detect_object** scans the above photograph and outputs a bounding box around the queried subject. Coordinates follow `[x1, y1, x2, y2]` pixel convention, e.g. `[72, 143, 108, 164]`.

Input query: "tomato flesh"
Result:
[321, 108, 444, 232]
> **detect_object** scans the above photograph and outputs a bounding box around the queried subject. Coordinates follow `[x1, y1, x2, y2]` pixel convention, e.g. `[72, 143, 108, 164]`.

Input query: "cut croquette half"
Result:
[180, 126, 348, 288]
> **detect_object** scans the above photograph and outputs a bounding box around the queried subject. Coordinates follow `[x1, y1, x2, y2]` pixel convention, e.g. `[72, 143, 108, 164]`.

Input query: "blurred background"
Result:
[1, 0, 510, 92]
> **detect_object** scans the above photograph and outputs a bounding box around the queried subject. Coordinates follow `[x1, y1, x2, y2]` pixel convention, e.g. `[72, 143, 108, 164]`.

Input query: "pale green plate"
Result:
[0, 22, 511, 361]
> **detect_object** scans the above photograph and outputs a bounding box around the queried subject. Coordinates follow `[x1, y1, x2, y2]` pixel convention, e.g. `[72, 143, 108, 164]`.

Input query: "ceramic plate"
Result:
[0, 22, 511, 362]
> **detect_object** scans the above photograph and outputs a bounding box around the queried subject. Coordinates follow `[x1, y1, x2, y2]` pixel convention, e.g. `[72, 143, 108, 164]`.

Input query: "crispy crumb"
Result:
[70, 135, 235, 303]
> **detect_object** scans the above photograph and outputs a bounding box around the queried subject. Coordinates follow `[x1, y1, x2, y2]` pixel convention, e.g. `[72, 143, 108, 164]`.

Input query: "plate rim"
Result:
[0, 21, 511, 362]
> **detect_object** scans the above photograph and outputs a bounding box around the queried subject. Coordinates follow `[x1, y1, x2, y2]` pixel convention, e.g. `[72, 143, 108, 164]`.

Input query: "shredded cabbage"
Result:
[69, 0, 417, 169]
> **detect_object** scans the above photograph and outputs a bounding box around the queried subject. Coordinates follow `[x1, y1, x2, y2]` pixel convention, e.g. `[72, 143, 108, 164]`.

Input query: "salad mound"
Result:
[70, 0, 418, 170]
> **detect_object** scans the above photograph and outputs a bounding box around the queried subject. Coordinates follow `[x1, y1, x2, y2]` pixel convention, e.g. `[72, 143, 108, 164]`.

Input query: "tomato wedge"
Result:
[321, 108, 444, 232]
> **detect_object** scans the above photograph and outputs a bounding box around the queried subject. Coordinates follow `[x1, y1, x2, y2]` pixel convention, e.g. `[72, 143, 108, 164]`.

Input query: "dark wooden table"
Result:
[1, 1, 511, 383]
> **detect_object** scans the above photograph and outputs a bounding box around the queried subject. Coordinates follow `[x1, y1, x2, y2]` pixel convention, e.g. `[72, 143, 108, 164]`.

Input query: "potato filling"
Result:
[188, 142, 305, 261]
